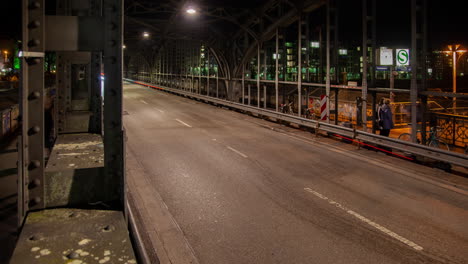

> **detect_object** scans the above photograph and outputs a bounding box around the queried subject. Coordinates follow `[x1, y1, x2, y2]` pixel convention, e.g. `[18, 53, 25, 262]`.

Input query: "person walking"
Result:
[374, 98, 384, 131]
[378, 99, 394, 137]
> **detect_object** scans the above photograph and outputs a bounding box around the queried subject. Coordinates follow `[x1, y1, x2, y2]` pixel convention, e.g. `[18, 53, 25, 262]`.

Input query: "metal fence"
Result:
[436, 113, 468, 148]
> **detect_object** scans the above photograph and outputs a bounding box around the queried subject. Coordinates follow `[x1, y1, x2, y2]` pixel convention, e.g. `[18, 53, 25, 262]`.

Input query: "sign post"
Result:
[320, 95, 327, 121]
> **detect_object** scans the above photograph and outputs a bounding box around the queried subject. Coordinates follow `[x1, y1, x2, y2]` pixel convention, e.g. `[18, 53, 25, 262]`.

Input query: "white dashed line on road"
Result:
[141, 100, 148, 104]
[282, 131, 468, 196]
[227, 146, 248, 158]
[304, 187, 423, 251]
[176, 119, 192, 128]
[155, 108, 165, 113]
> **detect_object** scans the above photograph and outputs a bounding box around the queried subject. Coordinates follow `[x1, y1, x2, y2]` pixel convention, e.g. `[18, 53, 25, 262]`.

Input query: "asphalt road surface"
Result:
[123, 82, 468, 264]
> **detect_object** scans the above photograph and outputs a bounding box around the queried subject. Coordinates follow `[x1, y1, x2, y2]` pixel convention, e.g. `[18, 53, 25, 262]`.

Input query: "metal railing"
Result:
[1, 104, 19, 141]
[125, 78, 468, 168]
[435, 113, 468, 147]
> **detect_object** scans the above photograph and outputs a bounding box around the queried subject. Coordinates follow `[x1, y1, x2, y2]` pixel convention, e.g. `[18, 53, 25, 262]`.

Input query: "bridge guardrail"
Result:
[124, 78, 468, 168]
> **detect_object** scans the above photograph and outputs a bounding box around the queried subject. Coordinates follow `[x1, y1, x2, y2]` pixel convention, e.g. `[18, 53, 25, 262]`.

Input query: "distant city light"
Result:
[143, 32, 150, 38]
[310, 42, 320, 48]
[273, 53, 281, 59]
[186, 7, 196, 14]
[339, 49, 348, 55]
[2, 50, 8, 62]
[123, 45, 126, 49]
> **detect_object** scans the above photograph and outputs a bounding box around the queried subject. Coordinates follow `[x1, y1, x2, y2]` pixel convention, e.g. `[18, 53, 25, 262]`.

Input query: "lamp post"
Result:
[444, 44, 467, 113]
[3, 50, 8, 63]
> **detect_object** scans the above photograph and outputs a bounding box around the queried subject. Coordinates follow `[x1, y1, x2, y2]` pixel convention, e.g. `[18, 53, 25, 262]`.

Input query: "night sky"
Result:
[0, 1, 21, 39]
[1, 0, 466, 50]
[339, 0, 468, 50]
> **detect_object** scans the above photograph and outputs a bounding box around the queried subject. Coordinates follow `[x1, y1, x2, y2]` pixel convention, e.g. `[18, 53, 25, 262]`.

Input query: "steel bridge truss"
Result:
[125, 0, 467, 168]
[12, 0, 136, 263]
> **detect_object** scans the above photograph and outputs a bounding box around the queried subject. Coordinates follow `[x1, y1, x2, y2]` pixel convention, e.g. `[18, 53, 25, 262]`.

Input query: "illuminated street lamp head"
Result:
[143, 32, 150, 38]
[186, 7, 196, 14]
[444, 44, 467, 54]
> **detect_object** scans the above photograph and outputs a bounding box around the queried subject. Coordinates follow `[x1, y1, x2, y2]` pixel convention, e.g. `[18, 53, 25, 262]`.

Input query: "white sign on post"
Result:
[379, 48, 393, 65]
[396, 49, 410, 66]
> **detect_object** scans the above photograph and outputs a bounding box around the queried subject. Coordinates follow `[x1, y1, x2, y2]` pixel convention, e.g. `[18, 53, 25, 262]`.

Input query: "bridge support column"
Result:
[18, 0, 46, 223]
[275, 28, 279, 112]
[298, 17, 302, 117]
[361, 0, 375, 131]
[411, 0, 427, 143]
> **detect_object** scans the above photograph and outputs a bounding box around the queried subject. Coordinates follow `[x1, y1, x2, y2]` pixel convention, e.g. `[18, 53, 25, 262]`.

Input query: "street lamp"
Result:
[443, 44, 467, 113]
[143, 32, 150, 38]
[3, 50, 8, 62]
[186, 7, 196, 14]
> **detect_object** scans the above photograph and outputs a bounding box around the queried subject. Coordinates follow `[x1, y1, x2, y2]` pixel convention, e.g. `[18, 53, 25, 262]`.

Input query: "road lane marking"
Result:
[304, 187, 424, 251]
[227, 146, 248, 158]
[175, 119, 192, 128]
[282, 132, 468, 196]
[155, 108, 165, 113]
[140, 100, 148, 104]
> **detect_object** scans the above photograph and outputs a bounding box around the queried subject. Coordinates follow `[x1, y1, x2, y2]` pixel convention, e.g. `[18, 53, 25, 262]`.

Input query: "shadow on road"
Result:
[0, 138, 18, 264]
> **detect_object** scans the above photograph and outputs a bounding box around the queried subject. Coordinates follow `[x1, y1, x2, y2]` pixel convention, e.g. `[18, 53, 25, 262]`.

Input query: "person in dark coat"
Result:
[356, 96, 363, 126]
[378, 99, 394, 137]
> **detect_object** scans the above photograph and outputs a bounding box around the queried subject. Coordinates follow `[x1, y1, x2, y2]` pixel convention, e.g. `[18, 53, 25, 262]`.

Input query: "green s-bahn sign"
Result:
[396, 49, 410, 66]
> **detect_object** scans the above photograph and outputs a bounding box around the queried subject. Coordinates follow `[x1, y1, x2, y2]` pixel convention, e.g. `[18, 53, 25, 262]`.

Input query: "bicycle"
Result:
[398, 126, 450, 151]
[279, 102, 293, 115]
[305, 107, 315, 119]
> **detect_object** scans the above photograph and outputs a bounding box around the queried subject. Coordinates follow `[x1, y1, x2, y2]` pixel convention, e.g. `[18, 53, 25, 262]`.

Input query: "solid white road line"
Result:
[140, 100, 148, 104]
[304, 187, 424, 251]
[227, 146, 248, 158]
[175, 119, 192, 128]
